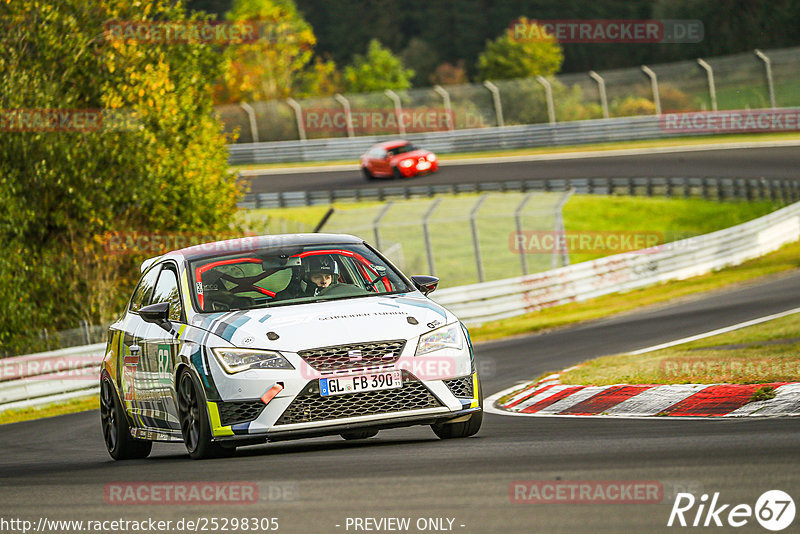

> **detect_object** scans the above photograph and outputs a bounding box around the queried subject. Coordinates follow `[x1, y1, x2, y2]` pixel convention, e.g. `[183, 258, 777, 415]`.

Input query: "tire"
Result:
[340, 430, 379, 440]
[431, 410, 483, 439]
[431, 375, 483, 439]
[362, 166, 375, 180]
[392, 166, 403, 179]
[177, 371, 235, 460]
[100, 377, 152, 460]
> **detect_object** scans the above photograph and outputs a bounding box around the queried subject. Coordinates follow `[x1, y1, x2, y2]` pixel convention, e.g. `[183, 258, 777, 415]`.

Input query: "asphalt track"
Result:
[243, 145, 800, 195]
[2, 271, 799, 533]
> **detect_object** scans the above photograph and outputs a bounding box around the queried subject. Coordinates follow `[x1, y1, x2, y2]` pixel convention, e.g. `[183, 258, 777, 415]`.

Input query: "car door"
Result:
[138, 262, 185, 432]
[120, 264, 160, 424]
[372, 148, 390, 175]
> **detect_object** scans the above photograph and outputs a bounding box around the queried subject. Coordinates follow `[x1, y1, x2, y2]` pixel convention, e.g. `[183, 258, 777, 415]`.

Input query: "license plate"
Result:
[320, 371, 402, 396]
[417, 161, 431, 171]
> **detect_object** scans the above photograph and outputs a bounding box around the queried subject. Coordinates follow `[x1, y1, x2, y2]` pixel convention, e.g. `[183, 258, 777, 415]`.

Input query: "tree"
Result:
[0, 0, 240, 354]
[343, 39, 415, 93]
[215, 0, 317, 102]
[401, 38, 440, 87]
[476, 18, 563, 81]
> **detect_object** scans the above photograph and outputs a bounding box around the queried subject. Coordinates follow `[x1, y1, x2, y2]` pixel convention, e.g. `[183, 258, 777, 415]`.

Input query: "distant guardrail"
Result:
[239, 176, 800, 209]
[228, 109, 800, 166]
[0, 343, 104, 412]
[432, 199, 800, 325]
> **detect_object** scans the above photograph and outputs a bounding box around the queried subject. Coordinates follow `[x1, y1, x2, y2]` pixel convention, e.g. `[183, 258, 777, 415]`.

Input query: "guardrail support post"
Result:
[372, 202, 393, 250]
[384, 89, 406, 135]
[286, 98, 307, 141]
[514, 193, 534, 275]
[433, 85, 455, 131]
[421, 198, 442, 276]
[239, 102, 259, 143]
[754, 49, 776, 108]
[470, 194, 489, 282]
[640, 65, 661, 115]
[482, 81, 504, 128]
[696, 58, 718, 111]
[334, 93, 355, 137]
[536, 76, 556, 124]
[588, 71, 609, 119]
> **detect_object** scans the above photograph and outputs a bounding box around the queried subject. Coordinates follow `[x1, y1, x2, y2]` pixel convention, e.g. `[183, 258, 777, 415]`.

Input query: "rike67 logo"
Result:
[668, 490, 795, 531]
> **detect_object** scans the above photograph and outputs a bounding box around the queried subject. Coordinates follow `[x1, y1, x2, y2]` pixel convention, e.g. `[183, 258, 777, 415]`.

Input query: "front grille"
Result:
[275, 373, 442, 425]
[444, 376, 474, 398]
[298, 340, 406, 371]
[217, 400, 265, 426]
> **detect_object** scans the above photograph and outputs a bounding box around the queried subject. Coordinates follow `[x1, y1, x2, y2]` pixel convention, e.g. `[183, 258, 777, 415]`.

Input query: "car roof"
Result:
[144, 233, 365, 266]
[372, 139, 410, 149]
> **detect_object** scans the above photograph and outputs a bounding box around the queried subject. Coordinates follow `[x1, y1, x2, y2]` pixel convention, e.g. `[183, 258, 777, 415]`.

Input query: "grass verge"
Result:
[469, 238, 800, 343]
[0, 394, 99, 426]
[557, 312, 800, 385]
[230, 131, 800, 173]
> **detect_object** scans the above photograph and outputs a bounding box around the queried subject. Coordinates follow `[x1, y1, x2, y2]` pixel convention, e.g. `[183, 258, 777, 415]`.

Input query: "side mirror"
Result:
[410, 275, 439, 296]
[139, 301, 172, 330]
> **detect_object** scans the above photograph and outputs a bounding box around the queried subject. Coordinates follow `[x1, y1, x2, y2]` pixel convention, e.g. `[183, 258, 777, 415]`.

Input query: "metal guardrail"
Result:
[0, 343, 104, 412]
[229, 115, 681, 165]
[239, 176, 800, 209]
[432, 200, 800, 325]
[4, 200, 799, 412]
[228, 107, 800, 166]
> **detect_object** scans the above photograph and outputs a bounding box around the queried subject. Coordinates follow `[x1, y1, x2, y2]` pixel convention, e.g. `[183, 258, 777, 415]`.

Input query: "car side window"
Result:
[151, 266, 183, 321]
[129, 266, 161, 313]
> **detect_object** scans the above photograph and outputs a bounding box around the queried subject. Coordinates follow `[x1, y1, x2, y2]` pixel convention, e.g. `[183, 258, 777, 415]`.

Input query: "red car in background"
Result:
[360, 140, 438, 180]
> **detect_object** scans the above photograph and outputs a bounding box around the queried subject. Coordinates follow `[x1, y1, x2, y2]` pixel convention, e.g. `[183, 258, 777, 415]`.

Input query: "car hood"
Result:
[191, 293, 454, 352]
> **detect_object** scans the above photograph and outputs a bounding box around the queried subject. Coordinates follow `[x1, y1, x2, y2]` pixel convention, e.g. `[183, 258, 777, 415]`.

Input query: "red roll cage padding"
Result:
[195, 257, 276, 310]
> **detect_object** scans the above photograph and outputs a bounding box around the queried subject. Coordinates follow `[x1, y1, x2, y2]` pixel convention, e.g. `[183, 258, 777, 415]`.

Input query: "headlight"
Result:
[399, 159, 414, 168]
[416, 323, 464, 356]
[426, 153, 436, 162]
[212, 348, 294, 374]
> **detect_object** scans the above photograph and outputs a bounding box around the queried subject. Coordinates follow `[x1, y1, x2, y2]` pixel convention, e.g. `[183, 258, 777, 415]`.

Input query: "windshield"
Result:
[386, 143, 416, 156]
[188, 243, 412, 313]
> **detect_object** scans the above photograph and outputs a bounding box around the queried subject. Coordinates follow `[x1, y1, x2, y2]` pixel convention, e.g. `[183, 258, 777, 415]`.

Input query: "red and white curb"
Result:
[486, 379, 800, 418]
[485, 308, 800, 419]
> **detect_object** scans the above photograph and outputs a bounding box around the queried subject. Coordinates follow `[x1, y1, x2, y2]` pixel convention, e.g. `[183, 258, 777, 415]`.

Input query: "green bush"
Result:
[0, 0, 241, 355]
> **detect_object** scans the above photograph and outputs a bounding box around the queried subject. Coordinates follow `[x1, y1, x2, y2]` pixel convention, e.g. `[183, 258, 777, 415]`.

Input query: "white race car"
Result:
[100, 234, 482, 460]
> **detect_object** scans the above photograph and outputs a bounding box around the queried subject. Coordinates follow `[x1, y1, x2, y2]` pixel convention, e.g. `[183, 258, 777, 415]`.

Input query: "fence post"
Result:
[286, 98, 307, 141]
[470, 195, 489, 282]
[239, 102, 259, 143]
[536, 76, 556, 124]
[588, 70, 609, 119]
[334, 93, 355, 137]
[422, 198, 442, 276]
[482, 81, 504, 128]
[640, 65, 661, 115]
[384, 89, 406, 135]
[372, 202, 393, 250]
[553, 189, 573, 269]
[433, 85, 455, 131]
[754, 49, 776, 108]
[696, 58, 718, 111]
[513, 193, 535, 275]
